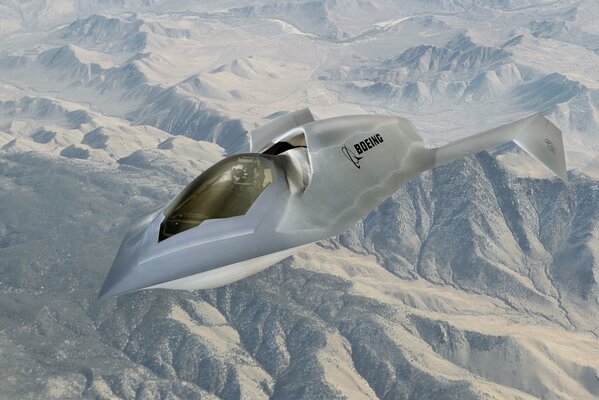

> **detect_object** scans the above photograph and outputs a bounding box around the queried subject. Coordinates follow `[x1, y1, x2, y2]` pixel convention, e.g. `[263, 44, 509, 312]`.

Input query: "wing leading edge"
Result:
[433, 114, 567, 182]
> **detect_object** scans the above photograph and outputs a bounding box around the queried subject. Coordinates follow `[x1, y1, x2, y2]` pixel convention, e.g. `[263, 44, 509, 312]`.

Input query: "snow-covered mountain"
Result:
[1, 1, 598, 399]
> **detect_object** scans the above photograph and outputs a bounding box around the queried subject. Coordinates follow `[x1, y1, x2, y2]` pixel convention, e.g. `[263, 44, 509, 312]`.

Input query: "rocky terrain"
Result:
[1, 1, 598, 399]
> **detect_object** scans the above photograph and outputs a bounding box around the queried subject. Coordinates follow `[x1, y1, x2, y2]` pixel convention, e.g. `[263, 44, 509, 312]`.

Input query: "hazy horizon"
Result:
[1, 1, 598, 399]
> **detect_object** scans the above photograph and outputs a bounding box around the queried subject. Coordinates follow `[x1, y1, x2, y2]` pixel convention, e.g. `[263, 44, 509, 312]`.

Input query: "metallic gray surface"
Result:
[100, 112, 565, 298]
[99, 165, 292, 297]
[250, 108, 314, 153]
[100, 115, 436, 297]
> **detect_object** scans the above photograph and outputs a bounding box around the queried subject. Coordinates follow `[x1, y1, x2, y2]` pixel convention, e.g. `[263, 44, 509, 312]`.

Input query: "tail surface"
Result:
[433, 114, 567, 182]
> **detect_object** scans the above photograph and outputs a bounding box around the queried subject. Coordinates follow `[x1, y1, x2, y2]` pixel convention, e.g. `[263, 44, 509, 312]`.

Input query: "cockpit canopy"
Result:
[159, 154, 277, 241]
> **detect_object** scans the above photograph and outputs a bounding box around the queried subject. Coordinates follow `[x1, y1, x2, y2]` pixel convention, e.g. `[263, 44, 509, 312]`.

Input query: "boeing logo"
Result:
[545, 137, 556, 154]
[342, 133, 385, 169]
[342, 145, 363, 168]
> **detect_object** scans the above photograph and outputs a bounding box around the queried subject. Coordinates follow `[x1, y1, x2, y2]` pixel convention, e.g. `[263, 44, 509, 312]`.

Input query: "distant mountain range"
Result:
[1, 1, 598, 399]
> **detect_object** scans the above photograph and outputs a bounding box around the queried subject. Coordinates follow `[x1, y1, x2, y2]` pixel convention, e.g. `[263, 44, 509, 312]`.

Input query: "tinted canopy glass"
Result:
[159, 154, 277, 241]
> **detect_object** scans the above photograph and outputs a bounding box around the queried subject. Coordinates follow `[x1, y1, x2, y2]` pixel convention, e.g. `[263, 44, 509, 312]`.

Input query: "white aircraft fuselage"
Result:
[99, 110, 567, 298]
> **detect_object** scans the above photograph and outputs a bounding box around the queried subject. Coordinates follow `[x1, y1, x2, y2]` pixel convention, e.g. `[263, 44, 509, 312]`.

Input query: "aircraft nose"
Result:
[98, 209, 162, 299]
[98, 275, 126, 299]
[98, 249, 143, 299]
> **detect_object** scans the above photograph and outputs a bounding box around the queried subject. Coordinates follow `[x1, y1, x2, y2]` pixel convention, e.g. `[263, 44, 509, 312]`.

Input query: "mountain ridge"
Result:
[1, 1, 598, 399]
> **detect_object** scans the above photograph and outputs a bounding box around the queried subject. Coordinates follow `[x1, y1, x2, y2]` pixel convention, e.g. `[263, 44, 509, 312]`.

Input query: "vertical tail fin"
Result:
[434, 114, 567, 182]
